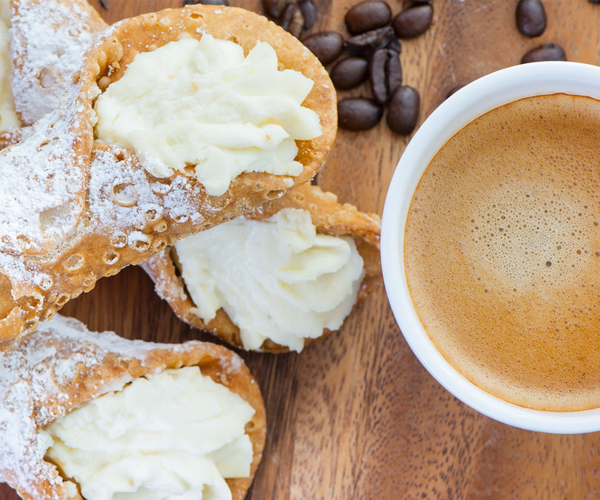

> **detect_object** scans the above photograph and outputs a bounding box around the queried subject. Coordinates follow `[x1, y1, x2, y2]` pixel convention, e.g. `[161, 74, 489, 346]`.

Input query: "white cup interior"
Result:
[381, 61, 600, 434]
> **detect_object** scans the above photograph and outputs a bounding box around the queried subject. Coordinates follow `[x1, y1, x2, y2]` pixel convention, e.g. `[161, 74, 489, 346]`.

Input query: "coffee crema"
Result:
[405, 93, 600, 412]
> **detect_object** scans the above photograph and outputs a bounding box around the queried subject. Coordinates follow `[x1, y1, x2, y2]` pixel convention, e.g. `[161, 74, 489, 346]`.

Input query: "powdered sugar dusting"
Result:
[221, 351, 243, 373]
[87, 148, 208, 236]
[0, 75, 93, 308]
[10, 0, 106, 125]
[0, 315, 158, 496]
[0, 103, 87, 251]
[0, 314, 251, 499]
[0, 3, 331, 344]
[0, 0, 106, 262]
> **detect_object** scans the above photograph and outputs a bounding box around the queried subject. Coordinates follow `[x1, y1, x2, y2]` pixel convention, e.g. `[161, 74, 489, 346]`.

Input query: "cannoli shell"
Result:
[10, 0, 108, 126]
[0, 0, 106, 147]
[0, 5, 337, 344]
[0, 314, 266, 500]
[87, 4, 337, 189]
[142, 183, 382, 353]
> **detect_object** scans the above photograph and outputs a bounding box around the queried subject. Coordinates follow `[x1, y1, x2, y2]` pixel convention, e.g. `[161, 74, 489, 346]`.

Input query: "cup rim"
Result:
[381, 61, 600, 434]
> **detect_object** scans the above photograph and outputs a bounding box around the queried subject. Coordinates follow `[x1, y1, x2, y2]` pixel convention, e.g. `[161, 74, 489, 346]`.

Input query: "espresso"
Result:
[405, 94, 600, 411]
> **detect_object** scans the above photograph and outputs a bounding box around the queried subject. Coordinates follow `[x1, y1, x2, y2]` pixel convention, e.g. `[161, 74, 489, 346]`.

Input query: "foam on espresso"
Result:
[405, 94, 600, 412]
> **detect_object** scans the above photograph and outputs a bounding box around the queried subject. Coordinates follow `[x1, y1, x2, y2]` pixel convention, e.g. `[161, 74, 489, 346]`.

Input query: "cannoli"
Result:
[142, 183, 382, 353]
[0, 0, 18, 132]
[0, 5, 337, 344]
[0, 0, 107, 148]
[0, 0, 25, 147]
[0, 314, 266, 500]
[10, 0, 108, 125]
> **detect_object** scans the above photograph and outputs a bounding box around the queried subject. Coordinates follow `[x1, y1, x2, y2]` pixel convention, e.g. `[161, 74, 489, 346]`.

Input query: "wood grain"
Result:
[4, 1, 600, 499]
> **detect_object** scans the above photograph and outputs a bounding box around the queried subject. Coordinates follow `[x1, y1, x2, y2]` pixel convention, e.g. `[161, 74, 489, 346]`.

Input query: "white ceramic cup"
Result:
[381, 61, 600, 434]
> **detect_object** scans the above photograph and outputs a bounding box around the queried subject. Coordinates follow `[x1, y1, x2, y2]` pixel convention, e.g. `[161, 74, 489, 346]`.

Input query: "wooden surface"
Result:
[4, 0, 600, 499]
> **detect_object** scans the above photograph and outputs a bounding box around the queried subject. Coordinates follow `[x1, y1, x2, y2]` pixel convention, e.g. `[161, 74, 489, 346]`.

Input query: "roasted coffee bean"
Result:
[344, 0, 392, 35]
[370, 52, 388, 104]
[516, 0, 546, 38]
[445, 84, 465, 99]
[521, 43, 566, 63]
[330, 56, 369, 90]
[288, 5, 305, 38]
[344, 26, 395, 56]
[385, 37, 403, 54]
[303, 31, 344, 65]
[338, 98, 383, 131]
[298, 0, 318, 30]
[392, 4, 433, 39]
[280, 3, 304, 38]
[369, 49, 403, 104]
[280, 3, 296, 29]
[385, 51, 402, 95]
[263, 0, 286, 19]
[387, 86, 420, 135]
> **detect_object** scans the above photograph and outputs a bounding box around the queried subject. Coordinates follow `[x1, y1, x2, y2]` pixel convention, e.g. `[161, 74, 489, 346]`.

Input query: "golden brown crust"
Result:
[0, 315, 266, 500]
[88, 5, 337, 188]
[0, 5, 337, 345]
[142, 183, 382, 353]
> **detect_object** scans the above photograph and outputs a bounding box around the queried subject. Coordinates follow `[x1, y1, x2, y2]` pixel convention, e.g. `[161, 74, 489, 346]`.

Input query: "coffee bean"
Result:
[330, 56, 369, 90]
[280, 3, 304, 38]
[369, 48, 403, 104]
[298, 0, 318, 30]
[385, 37, 403, 54]
[515, 0, 546, 38]
[344, 0, 392, 35]
[289, 6, 305, 38]
[521, 43, 566, 63]
[263, 0, 286, 19]
[184, 0, 229, 4]
[338, 98, 383, 131]
[392, 4, 433, 39]
[445, 84, 465, 99]
[387, 86, 420, 135]
[303, 31, 344, 65]
[369, 50, 388, 103]
[280, 3, 296, 28]
[343, 26, 395, 56]
[386, 51, 402, 94]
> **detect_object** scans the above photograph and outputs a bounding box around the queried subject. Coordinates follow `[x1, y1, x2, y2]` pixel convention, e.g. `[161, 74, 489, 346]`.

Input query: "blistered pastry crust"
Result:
[0, 5, 337, 345]
[10, 0, 108, 125]
[0, 315, 266, 500]
[143, 183, 382, 353]
[88, 5, 336, 189]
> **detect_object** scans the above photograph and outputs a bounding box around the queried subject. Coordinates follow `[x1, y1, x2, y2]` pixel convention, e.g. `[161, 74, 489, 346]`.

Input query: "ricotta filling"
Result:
[0, 0, 20, 132]
[175, 208, 365, 352]
[43, 367, 255, 500]
[94, 34, 322, 196]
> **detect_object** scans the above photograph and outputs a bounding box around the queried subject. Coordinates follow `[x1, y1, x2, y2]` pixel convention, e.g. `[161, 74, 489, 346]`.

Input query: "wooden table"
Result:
[4, 0, 600, 498]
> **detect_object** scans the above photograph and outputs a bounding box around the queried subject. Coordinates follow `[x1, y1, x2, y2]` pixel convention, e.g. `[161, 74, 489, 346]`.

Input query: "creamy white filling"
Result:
[175, 208, 365, 352]
[0, 0, 19, 132]
[94, 35, 321, 196]
[43, 367, 255, 500]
